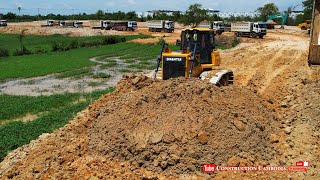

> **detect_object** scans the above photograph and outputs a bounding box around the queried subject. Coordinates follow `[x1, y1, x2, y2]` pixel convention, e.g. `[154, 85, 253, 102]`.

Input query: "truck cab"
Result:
[47, 20, 54, 26]
[213, 21, 225, 33]
[74, 21, 83, 28]
[252, 22, 267, 36]
[128, 21, 138, 31]
[0, 20, 7, 27]
[102, 21, 112, 30]
[164, 20, 175, 32]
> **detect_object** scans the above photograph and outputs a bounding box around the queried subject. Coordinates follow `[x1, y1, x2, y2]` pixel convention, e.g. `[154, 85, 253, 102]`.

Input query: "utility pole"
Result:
[38, 8, 40, 21]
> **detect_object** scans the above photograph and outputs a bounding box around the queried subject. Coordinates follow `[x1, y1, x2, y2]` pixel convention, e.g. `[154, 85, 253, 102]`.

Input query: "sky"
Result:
[0, 0, 305, 15]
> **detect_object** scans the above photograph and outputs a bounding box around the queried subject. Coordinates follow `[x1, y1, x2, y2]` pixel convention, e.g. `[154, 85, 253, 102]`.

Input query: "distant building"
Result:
[136, 10, 181, 18]
[218, 12, 259, 18]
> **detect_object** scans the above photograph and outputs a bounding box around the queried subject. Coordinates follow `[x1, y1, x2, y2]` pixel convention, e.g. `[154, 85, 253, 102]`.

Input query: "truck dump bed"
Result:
[231, 22, 252, 32]
[309, 0, 320, 65]
[147, 20, 164, 28]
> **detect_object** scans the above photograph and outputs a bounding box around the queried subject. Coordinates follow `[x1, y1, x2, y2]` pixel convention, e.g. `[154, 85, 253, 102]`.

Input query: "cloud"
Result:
[128, 0, 136, 5]
[14, 1, 23, 8]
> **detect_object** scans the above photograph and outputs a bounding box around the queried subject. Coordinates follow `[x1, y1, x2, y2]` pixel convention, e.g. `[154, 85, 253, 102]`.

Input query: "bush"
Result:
[33, 48, 47, 54]
[68, 40, 80, 49]
[80, 41, 102, 48]
[13, 46, 32, 56]
[0, 48, 9, 58]
[51, 42, 70, 52]
[102, 36, 126, 45]
[232, 37, 240, 47]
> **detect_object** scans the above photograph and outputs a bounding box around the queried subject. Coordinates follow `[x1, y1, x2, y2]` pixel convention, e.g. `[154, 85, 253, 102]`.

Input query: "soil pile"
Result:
[89, 75, 278, 174]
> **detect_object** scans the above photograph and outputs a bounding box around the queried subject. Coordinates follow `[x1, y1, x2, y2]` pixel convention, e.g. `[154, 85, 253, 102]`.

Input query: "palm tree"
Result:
[18, 7, 21, 15]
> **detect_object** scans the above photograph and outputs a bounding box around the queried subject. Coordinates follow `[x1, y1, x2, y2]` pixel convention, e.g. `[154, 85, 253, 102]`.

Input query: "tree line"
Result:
[0, 0, 313, 26]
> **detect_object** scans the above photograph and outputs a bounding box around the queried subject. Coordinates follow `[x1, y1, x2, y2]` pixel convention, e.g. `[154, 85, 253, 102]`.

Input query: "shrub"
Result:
[68, 40, 80, 49]
[0, 48, 9, 58]
[80, 41, 102, 48]
[102, 36, 126, 45]
[51, 42, 70, 52]
[232, 37, 240, 47]
[13, 46, 32, 56]
[33, 48, 47, 54]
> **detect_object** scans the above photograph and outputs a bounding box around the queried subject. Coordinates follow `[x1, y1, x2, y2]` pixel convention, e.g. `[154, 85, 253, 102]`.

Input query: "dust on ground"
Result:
[0, 26, 319, 179]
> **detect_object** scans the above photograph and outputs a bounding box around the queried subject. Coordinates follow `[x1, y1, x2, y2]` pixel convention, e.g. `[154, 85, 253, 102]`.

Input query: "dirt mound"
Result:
[89, 75, 277, 174]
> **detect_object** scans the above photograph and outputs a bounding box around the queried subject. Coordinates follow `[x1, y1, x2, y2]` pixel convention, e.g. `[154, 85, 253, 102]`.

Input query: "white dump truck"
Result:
[0, 20, 7, 27]
[198, 21, 225, 34]
[91, 20, 112, 30]
[59, 21, 83, 28]
[147, 20, 175, 33]
[41, 20, 60, 27]
[231, 22, 267, 38]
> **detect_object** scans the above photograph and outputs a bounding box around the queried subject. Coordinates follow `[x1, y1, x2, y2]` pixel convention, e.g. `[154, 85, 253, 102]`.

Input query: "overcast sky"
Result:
[1, 0, 305, 14]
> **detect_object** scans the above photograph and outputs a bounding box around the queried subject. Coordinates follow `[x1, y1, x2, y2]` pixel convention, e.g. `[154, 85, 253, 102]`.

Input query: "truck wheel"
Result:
[252, 33, 257, 38]
[259, 35, 264, 38]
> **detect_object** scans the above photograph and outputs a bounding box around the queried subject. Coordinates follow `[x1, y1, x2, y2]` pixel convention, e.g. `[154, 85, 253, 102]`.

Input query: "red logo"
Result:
[296, 161, 309, 167]
[203, 164, 216, 173]
[296, 161, 304, 166]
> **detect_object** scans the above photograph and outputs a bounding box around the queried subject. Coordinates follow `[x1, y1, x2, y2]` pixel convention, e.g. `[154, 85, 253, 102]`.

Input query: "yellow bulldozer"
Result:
[153, 28, 233, 86]
[298, 20, 311, 30]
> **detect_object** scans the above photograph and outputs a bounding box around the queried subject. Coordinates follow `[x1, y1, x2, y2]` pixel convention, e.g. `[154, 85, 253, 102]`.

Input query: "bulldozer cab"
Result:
[180, 28, 216, 64]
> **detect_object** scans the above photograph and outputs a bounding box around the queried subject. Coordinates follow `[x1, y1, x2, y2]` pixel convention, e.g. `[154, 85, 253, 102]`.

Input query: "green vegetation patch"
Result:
[0, 87, 114, 160]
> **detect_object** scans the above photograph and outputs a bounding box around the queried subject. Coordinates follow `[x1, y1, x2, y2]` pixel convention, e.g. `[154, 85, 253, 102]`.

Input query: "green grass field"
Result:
[0, 88, 114, 160]
[0, 42, 179, 81]
[0, 33, 153, 53]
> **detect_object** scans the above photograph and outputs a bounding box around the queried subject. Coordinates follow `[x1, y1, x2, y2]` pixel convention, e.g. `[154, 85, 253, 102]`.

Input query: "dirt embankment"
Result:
[0, 75, 278, 179]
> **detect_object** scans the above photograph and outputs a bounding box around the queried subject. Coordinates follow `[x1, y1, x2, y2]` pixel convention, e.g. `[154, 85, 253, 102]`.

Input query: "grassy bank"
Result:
[0, 33, 153, 53]
[0, 88, 114, 160]
[0, 42, 178, 80]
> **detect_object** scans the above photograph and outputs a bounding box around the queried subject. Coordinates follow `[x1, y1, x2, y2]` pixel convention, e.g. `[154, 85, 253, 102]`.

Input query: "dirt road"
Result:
[1, 28, 319, 179]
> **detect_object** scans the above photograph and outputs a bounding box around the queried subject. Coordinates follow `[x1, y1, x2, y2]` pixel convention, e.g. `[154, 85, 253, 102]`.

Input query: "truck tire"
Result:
[252, 33, 257, 38]
[259, 35, 264, 38]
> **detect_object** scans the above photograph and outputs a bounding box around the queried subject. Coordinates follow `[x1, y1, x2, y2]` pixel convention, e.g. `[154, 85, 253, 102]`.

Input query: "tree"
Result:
[95, 10, 104, 20]
[126, 11, 138, 21]
[256, 3, 280, 21]
[182, 3, 208, 26]
[302, 0, 313, 20]
[18, 7, 21, 15]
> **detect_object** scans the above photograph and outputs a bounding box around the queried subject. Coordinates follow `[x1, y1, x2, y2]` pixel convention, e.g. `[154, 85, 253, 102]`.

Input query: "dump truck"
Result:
[60, 21, 83, 28]
[308, 0, 320, 65]
[112, 21, 137, 31]
[147, 20, 175, 33]
[41, 20, 60, 27]
[231, 22, 267, 38]
[92, 20, 112, 30]
[198, 21, 225, 34]
[0, 20, 7, 27]
[74, 21, 83, 28]
[154, 28, 233, 86]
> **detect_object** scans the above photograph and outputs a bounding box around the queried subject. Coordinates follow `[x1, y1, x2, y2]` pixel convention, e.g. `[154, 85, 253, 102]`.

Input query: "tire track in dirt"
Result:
[258, 49, 303, 94]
